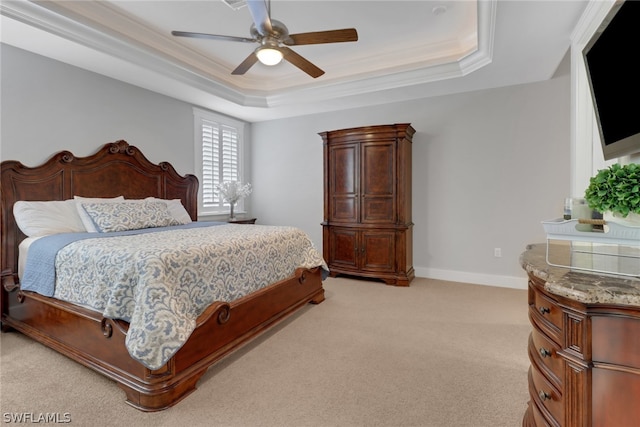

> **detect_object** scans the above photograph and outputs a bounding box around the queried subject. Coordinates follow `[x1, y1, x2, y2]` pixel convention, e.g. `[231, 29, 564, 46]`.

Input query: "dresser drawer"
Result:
[592, 367, 640, 427]
[530, 398, 559, 427]
[529, 282, 563, 336]
[592, 315, 640, 369]
[529, 366, 563, 424]
[529, 330, 563, 390]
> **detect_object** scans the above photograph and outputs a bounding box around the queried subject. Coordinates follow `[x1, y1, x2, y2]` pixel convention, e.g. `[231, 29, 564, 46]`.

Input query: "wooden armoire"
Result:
[319, 123, 415, 286]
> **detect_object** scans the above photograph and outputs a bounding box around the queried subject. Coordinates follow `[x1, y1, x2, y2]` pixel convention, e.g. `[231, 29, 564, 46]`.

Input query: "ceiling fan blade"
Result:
[280, 47, 324, 78]
[286, 28, 358, 46]
[172, 31, 255, 43]
[246, 0, 273, 35]
[231, 52, 259, 75]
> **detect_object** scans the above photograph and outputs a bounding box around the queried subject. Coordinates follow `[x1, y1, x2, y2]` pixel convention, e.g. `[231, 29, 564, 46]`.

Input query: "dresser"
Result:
[319, 123, 414, 286]
[521, 244, 640, 427]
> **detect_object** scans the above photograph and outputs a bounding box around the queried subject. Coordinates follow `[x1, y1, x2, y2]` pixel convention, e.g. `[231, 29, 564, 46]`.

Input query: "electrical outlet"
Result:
[494, 248, 502, 258]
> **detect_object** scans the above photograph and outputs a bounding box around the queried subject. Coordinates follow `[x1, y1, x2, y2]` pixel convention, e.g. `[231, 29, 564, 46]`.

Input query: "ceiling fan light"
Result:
[256, 47, 283, 66]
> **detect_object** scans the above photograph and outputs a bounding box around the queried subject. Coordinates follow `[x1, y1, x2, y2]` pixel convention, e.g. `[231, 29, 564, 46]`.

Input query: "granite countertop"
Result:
[520, 243, 640, 306]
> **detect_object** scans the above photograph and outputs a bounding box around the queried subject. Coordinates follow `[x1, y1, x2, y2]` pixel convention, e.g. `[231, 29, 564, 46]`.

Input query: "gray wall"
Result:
[251, 76, 570, 287]
[1, 44, 571, 288]
[0, 44, 194, 173]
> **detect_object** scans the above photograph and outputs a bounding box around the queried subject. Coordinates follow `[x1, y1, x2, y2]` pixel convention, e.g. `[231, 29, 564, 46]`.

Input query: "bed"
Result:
[0, 140, 327, 411]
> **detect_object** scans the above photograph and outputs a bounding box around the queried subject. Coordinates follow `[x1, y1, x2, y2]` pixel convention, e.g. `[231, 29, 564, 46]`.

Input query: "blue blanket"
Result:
[20, 222, 225, 297]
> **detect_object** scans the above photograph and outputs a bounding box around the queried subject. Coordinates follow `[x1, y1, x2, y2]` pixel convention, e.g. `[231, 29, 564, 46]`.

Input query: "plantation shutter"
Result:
[201, 119, 241, 209]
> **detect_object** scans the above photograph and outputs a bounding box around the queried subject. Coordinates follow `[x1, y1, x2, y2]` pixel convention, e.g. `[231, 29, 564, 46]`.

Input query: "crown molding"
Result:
[1, 0, 495, 111]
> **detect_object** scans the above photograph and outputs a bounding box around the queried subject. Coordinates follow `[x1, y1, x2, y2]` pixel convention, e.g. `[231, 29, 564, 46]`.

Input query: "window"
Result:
[193, 108, 248, 216]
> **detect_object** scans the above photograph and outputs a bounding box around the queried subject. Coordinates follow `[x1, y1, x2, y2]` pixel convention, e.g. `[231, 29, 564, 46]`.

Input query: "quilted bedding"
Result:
[21, 223, 328, 369]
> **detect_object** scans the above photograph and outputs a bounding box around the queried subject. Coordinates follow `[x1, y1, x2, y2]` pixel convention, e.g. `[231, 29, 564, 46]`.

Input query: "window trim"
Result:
[193, 107, 249, 218]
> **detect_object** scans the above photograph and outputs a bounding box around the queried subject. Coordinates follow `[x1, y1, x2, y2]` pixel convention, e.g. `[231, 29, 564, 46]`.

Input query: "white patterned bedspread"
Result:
[50, 224, 328, 370]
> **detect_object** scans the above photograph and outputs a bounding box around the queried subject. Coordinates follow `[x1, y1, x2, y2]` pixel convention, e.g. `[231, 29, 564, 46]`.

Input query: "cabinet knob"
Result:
[538, 306, 550, 315]
[539, 347, 551, 358]
[538, 390, 551, 401]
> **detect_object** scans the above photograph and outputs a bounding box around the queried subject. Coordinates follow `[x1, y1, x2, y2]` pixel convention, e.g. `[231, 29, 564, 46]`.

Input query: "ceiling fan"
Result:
[171, 0, 358, 78]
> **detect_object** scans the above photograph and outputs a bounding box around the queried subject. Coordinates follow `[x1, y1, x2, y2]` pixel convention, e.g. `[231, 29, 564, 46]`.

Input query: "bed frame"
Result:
[0, 140, 325, 411]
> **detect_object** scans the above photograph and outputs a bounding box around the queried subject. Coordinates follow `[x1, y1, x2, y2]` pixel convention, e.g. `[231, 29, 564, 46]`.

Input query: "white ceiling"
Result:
[0, 0, 589, 122]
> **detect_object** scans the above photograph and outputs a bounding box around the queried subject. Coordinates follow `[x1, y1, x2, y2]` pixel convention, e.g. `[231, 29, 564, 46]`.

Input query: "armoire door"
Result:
[328, 143, 359, 223]
[326, 227, 358, 270]
[360, 229, 396, 272]
[326, 227, 396, 273]
[360, 142, 396, 224]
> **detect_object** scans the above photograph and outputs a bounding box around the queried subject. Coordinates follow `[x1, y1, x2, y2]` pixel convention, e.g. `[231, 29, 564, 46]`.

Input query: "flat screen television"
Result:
[582, 0, 640, 160]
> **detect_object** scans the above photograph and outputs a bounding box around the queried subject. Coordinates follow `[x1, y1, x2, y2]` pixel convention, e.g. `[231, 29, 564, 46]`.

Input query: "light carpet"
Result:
[0, 276, 531, 426]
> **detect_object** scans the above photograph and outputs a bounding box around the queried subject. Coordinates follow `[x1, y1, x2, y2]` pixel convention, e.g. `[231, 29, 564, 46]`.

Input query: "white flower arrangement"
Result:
[216, 181, 252, 204]
[215, 181, 252, 219]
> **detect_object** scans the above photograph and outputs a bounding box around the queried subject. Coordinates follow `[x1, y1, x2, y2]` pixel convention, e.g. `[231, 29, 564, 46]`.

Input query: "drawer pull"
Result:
[538, 390, 551, 401]
[538, 306, 550, 315]
[539, 347, 552, 358]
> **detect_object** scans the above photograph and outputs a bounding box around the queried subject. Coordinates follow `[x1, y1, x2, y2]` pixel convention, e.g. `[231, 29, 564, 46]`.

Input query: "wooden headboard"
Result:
[0, 140, 198, 281]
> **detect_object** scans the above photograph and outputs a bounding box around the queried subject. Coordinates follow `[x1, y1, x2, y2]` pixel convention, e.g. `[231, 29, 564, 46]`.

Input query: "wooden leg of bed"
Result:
[309, 289, 325, 304]
[1, 322, 15, 332]
[117, 367, 208, 412]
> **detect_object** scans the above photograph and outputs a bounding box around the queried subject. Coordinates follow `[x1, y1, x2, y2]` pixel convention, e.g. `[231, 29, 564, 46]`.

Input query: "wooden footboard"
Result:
[1, 266, 324, 411]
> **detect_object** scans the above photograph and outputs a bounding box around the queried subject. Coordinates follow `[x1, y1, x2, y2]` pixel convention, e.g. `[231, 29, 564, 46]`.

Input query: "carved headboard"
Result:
[0, 140, 198, 281]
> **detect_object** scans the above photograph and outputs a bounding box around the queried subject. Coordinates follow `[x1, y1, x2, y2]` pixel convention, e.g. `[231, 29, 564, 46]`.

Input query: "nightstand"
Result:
[228, 218, 257, 224]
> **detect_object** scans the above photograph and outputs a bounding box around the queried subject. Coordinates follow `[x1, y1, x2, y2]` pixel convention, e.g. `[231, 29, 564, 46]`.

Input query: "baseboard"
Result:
[414, 267, 528, 290]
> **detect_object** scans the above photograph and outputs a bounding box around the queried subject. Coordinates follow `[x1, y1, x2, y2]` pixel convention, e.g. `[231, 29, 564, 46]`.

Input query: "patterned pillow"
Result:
[74, 196, 125, 232]
[80, 201, 180, 233]
[143, 197, 192, 224]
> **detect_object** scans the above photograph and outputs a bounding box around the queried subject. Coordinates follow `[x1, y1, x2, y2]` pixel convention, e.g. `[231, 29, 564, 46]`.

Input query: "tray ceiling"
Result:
[0, 0, 588, 122]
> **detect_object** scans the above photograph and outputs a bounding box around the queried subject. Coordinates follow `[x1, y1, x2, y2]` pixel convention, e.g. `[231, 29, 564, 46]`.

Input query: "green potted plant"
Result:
[584, 163, 640, 225]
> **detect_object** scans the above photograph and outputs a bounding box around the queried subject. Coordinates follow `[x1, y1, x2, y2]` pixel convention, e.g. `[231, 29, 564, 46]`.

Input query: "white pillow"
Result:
[13, 199, 86, 237]
[74, 196, 124, 232]
[144, 198, 192, 224]
[80, 200, 180, 233]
